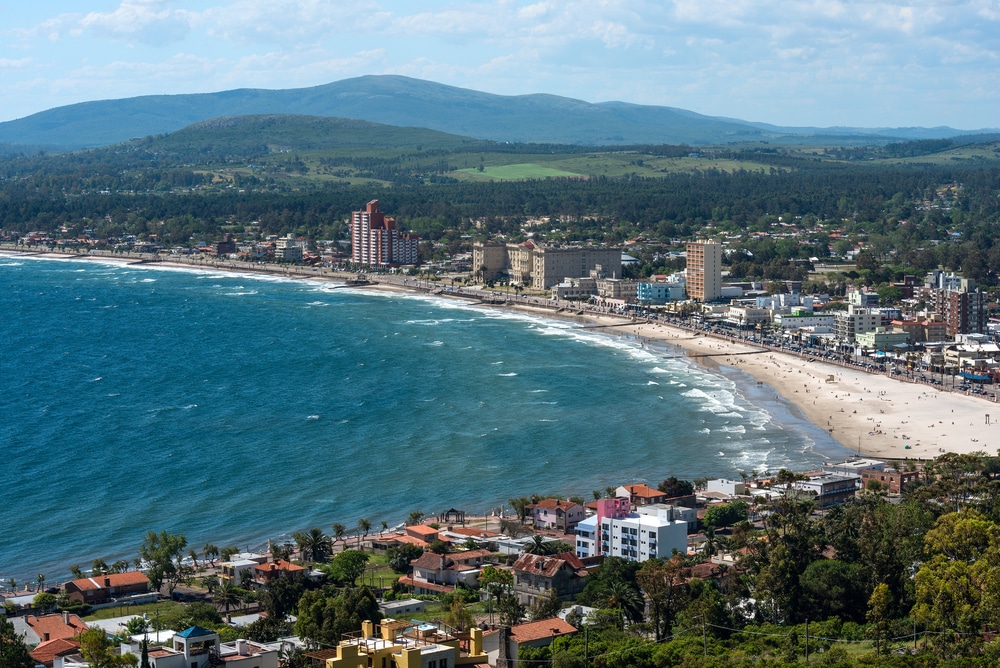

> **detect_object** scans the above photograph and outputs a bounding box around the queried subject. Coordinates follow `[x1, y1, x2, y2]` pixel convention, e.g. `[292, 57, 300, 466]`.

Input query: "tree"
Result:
[331, 523, 347, 548]
[445, 596, 475, 631]
[636, 556, 688, 640]
[330, 550, 369, 586]
[124, 616, 150, 636]
[214, 579, 241, 614]
[357, 518, 371, 550]
[33, 592, 57, 613]
[0, 617, 35, 668]
[387, 544, 424, 573]
[508, 497, 531, 524]
[528, 587, 563, 621]
[657, 477, 694, 498]
[258, 572, 305, 620]
[405, 511, 424, 527]
[79, 627, 138, 667]
[139, 530, 187, 593]
[598, 579, 645, 628]
[293, 528, 331, 563]
[702, 500, 749, 530]
[295, 586, 381, 647]
[479, 565, 514, 625]
[203, 544, 219, 566]
[867, 582, 893, 658]
[496, 594, 525, 627]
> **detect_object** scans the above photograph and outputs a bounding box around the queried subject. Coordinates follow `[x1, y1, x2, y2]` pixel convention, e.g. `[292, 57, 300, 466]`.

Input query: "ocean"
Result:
[0, 255, 847, 583]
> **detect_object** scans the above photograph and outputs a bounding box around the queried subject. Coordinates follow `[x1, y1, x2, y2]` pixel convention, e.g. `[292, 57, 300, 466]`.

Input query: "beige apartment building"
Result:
[473, 241, 621, 290]
[686, 240, 722, 301]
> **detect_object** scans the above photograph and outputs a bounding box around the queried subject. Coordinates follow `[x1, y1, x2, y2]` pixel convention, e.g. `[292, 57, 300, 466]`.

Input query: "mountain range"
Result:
[0, 75, 994, 151]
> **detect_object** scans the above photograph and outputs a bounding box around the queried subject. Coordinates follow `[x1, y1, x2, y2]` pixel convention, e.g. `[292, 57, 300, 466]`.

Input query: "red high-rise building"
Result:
[350, 200, 419, 268]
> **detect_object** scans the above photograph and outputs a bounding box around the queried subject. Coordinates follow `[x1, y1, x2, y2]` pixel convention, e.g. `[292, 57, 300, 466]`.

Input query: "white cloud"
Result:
[79, 1, 193, 47]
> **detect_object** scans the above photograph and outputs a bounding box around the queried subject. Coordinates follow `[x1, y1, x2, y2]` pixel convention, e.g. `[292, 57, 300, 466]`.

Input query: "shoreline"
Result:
[2, 246, 995, 585]
[4, 246, 996, 460]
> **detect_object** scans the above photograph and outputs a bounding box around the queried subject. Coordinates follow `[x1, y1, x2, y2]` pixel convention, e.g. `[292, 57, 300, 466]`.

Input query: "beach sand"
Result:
[6, 247, 996, 461]
[624, 320, 997, 460]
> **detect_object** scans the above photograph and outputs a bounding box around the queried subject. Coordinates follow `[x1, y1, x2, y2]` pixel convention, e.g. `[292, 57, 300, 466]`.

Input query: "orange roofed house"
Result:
[253, 559, 305, 586]
[64, 571, 150, 605]
[398, 549, 493, 595]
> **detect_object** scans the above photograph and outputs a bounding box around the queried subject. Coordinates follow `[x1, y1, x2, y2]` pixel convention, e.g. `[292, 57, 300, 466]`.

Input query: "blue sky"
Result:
[1, 1, 997, 129]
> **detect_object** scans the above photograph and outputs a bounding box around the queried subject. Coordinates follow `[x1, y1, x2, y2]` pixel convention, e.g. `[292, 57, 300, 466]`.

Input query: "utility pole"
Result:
[702, 614, 708, 656]
[805, 619, 809, 664]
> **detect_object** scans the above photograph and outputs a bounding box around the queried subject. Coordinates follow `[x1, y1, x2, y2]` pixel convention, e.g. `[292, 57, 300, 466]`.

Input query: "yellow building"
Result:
[324, 619, 488, 668]
[686, 240, 722, 302]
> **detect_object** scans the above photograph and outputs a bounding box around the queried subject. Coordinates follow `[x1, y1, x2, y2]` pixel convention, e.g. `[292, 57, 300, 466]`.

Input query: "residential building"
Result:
[526, 498, 587, 532]
[116, 626, 279, 668]
[848, 289, 880, 307]
[215, 233, 237, 257]
[616, 483, 668, 507]
[575, 498, 688, 562]
[860, 468, 920, 494]
[253, 559, 305, 586]
[512, 552, 588, 606]
[686, 241, 722, 302]
[64, 572, 150, 605]
[706, 479, 747, 497]
[484, 618, 576, 667]
[317, 619, 487, 668]
[834, 305, 883, 344]
[379, 598, 425, 617]
[350, 200, 420, 268]
[773, 313, 835, 330]
[822, 458, 885, 477]
[471, 241, 622, 289]
[935, 282, 988, 336]
[854, 327, 910, 352]
[13, 612, 88, 646]
[275, 234, 303, 263]
[221, 559, 260, 584]
[790, 474, 860, 508]
[637, 279, 686, 304]
[398, 549, 492, 595]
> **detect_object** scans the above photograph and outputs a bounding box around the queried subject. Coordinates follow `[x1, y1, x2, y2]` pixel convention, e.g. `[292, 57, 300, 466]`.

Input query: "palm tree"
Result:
[523, 535, 553, 555]
[36, 574, 45, 592]
[293, 528, 330, 563]
[188, 549, 199, 569]
[599, 580, 645, 627]
[357, 519, 372, 551]
[214, 579, 240, 614]
[380, 520, 388, 536]
[332, 523, 347, 551]
[203, 544, 219, 567]
[406, 511, 425, 526]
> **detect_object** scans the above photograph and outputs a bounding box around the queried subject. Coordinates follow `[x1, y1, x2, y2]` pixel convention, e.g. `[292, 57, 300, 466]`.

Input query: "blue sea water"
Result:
[0, 255, 847, 582]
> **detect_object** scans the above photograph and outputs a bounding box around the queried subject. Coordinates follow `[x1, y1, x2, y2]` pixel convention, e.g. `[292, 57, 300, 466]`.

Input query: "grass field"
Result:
[456, 163, 584, 181]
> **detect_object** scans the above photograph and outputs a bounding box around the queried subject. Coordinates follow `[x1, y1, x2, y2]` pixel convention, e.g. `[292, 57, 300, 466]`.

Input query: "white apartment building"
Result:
[575, 498, 687, 563]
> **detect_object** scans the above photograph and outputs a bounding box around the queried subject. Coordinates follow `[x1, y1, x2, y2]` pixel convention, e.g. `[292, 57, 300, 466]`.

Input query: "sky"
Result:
[1, 1, 998, 129]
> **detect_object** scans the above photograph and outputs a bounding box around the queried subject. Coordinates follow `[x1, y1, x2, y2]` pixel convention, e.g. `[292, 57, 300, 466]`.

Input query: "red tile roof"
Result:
[67, 571, 149, 591]
[621, 484, 665, 498]
[30, 638, 80, 665]
[448, 527, 502, 539]
[512, 552, 586, 578]
[253, 559, 305, 573]
[527, 499, 581, 511]
[24, 613, 89, 641]
[510, 617, 577, 644]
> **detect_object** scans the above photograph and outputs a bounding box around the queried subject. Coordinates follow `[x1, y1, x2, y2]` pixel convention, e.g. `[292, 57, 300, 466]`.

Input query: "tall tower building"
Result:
[686, 240, 722, 301]
[350, 200, 419, 268]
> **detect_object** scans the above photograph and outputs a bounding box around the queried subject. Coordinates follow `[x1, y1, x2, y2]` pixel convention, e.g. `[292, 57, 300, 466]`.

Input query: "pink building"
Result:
[527, 499, 587, 532]
[350, 200, 420, 268]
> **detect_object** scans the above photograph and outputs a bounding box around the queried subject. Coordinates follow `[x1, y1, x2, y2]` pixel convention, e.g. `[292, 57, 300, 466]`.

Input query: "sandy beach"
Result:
[624, 320, 997, 461]
[6, 246, 996, 462]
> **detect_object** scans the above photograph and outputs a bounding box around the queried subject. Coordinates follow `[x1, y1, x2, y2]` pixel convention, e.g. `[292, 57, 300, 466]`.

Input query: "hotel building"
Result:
[686, 241, 722, 301]
[350, 200, 420, 268]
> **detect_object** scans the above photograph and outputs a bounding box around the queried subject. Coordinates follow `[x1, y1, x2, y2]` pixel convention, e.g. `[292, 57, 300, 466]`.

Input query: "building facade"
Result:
[575, 498, 688, 562]
[686, 241, 722, 302]
[350, 200, 419, 268]
[471, 241, 621, 289]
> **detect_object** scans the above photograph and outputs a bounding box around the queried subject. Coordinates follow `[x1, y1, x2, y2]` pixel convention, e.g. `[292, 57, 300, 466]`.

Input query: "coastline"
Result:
[4, 246, 996, 461]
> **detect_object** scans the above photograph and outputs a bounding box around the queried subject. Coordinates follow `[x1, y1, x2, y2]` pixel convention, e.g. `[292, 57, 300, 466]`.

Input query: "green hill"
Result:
[2, 75, 991, 151]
